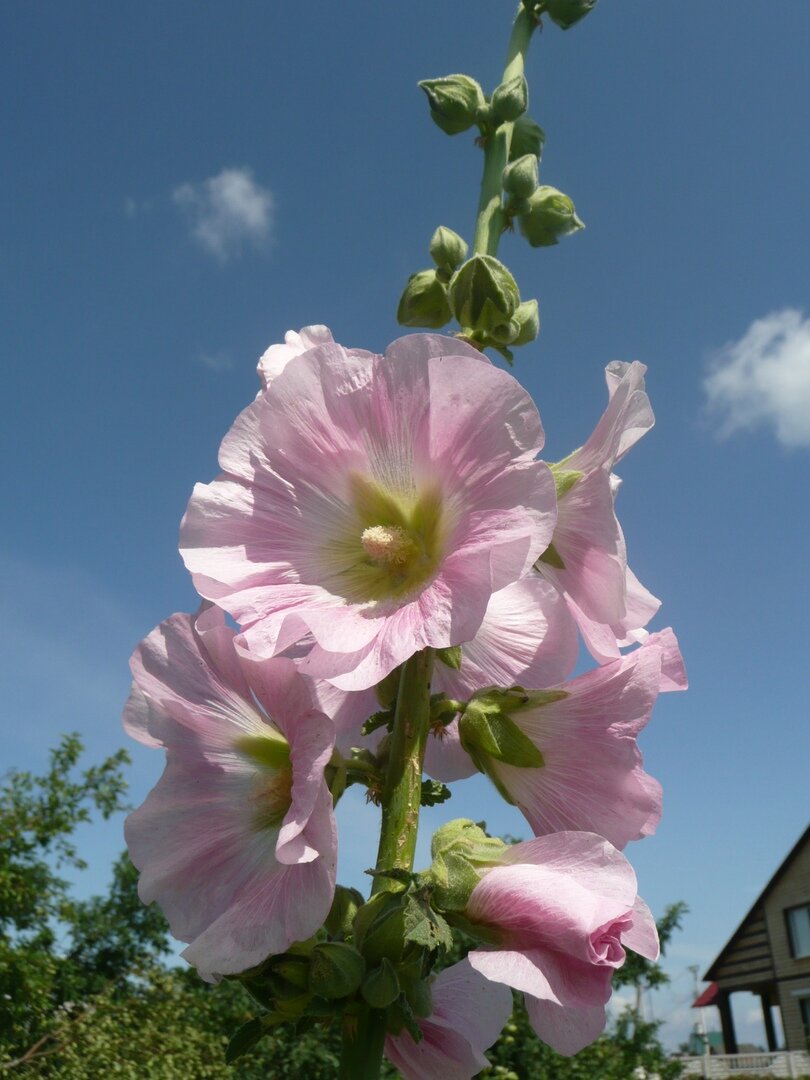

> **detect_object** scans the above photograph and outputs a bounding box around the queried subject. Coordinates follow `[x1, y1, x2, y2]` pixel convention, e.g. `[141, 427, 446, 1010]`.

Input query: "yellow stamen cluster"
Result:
[361, 524, 419, 567]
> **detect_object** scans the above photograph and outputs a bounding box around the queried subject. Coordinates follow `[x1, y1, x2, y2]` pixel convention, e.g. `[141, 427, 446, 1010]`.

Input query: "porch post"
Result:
[759, 989, 778, 1052]
[717, 989, 738, 1054]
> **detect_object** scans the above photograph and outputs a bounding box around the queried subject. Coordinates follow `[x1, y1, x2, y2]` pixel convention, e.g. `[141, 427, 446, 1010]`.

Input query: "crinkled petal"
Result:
[565, 361, 653, 474]
[525, 992, 607, 1056]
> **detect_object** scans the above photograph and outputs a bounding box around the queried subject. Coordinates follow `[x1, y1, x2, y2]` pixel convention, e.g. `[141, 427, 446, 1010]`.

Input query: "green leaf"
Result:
[225, 1016, 269, 1063]
[402, 894, 453, 954]
[420, 780, 452, 807]
[537, 542, 565, 569]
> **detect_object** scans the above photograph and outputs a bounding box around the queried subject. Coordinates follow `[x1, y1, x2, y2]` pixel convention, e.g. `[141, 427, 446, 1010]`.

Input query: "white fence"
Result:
[678, 1051, 810, 1078]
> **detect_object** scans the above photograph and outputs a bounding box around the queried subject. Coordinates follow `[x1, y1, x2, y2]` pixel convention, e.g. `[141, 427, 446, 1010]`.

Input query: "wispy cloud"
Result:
[196, 351, 234, 373]
[173, 167, 274, 260]
[704, 308, 810, 449]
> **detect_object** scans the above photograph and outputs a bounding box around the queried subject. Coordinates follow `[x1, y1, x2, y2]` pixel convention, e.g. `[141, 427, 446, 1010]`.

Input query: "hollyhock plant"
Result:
[536, 361, 662, 662]
[464, 831, 659, 1056]
[180, 333, 557, 690]
[123, 605, 337, 982]
[384, 958, 513, 1080]
[452, 629, 686, 850]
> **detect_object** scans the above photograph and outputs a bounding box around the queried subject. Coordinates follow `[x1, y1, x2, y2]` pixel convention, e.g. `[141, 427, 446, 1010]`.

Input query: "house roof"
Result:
[703, 824, 810, 982]
[692, 981, 719, 1008]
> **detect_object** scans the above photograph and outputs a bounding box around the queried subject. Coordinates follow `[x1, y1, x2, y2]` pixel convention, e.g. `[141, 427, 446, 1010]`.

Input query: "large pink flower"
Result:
[123, 605, 336, 982]
[458, 631, 686, 849]
[384, 958, 512, 1080]
[465, 832, 659, 1055]
[181, 333, 556, 690]
[537, 361, 661, 663]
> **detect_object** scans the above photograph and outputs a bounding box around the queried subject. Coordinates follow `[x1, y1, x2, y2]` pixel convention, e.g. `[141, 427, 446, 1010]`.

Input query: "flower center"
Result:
[235, 731, 293, 830]
[360, 524, 419, 567]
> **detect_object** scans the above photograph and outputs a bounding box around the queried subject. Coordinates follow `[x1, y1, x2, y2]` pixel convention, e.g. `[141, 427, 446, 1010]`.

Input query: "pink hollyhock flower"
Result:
[457, 630, 686, 849]
[181, 333, 556, 690]
[123, 605, 337, 982]
[384, 958, 513, 1080]
[257, 324, 375, 391]
[465, 832, 659, 1055]
[536, 361, 661, 663]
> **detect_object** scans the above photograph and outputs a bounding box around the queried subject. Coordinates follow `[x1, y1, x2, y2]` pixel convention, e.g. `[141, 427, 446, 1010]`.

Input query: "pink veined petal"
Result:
[257, 324, 336, 391]
[622, 895, 660, 960]
[384, 958, 512, 1080]
[565, 361, 653, 474]
[484, 645, 663, 848]
[644, 627, 688, 691]
[122, 684, 163, 748]
[524, 992, 608, 1057]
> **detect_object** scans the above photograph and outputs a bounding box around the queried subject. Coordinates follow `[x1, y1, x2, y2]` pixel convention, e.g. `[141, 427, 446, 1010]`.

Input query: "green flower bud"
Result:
[308, 942, 366, 1000]
[509, 115, 546, 162]
[459, 701, 545, 769]
[543, 0, 598, 31]
[430, 819, 507, 868]
[361, 958, 401, 1009]
[396, 269, 452, 329]
[518, 185, 585, 247]
[511, 299, 540, 346]
[502, 154, 539, 200]
[325, 885, 365, 939]
[418, 74, 486, 135]
[491, 73, 528, 124]
[429, 226, 468, 272]
[448, 255, 520, 336]
[353, 891, 406, 966]
[397, 269, 452, 329]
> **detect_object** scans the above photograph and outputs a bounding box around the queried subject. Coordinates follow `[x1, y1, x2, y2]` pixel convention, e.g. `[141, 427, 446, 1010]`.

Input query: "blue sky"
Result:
[3, 0, 809, 1052]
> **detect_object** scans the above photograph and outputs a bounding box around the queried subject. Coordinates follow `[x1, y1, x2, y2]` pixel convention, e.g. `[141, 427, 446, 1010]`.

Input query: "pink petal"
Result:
[525, 993, 607, 1056]
[622, 895, 660, 960]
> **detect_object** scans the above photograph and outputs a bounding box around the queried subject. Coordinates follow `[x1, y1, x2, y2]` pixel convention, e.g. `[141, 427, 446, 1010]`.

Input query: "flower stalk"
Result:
[472, 5, 540, 256]
[371, 648, 435, 894]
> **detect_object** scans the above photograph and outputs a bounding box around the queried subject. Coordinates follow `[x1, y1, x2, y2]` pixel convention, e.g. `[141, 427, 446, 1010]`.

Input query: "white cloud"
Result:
[704, 308, 810, 449]
[173, 167, 274, 260]
[196, 351, 234, 373]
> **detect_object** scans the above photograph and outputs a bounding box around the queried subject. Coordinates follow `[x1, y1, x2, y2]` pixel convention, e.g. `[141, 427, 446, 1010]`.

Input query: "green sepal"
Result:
[448, 254, 520, 336]
[420, 779, 451, 807]
[424, 849, 481, 912]
[543, 0, 598, 30]
[362, 709, 394, 737]
[429, 226, 468, 272]
[537, 542, 566, 569]
[325, 885, 365, 938]
[491, 73, 529, 124]
[375, 667, 401, 709]
[458, 698, 545, 768]
[509, 115, 546, 162]
[418, 74, 486, 135]
[436, 645, 462, 670]
[429, 819, 507, 868]
[518, 185, 585, 248]
[511, 299, 540, 347]
[361, 958, 401, 1009]
[551, 465, 583, 500]
[309, 942, 366, 1000]
[402, 976, 433, 1019]
[353, 890, 407, 966]
[386, 992, 423, 1041]
[397, 269, 452, 329]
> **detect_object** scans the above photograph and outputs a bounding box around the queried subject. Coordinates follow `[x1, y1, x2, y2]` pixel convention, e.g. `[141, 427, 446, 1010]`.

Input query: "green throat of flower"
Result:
[333, 475, 446, 602]
[236, 731, 293, 830]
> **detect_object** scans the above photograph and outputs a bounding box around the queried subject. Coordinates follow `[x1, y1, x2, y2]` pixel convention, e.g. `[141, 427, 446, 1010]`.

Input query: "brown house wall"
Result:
[765, 842, 810, 1050]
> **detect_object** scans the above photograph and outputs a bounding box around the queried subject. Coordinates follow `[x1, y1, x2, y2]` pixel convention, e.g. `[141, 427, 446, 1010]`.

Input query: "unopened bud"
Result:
[361, 958, 401, 1009]
[325, 886, 365, 938]
[418, 74, 486, 136]
[429, 226, 468, 272]
[397, 269, 451, 329]
[448, 255, 520, 336]
[491, 74, 528, 124]
[309, 942, 366, 1000]
[509, 115, 546, 162]
[353, 891, 406, 966]
[503, 154, 539, 200]
[518, 185, 585, 247]
[544, 0, 598, 31]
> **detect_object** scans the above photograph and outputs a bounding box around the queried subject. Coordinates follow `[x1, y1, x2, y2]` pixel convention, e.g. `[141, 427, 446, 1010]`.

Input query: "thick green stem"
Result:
[339, 1008, 387, 1080]
[472, 4, 539, 256]
[371, 648, 435, 894]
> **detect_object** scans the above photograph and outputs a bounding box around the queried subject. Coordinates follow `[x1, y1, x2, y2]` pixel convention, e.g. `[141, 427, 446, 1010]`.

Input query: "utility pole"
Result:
[689, 965, 711, 1060]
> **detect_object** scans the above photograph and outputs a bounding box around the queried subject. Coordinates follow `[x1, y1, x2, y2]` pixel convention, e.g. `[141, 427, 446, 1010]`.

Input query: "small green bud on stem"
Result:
[490, 73, 529, 124]
[518, 185, 585, 247]
[396, 270, 451, 329]
[448, 254, 520, 337]
[419, 74, 486, 135]
[429, 226, 468, 273]
[503, 154, 539, 200]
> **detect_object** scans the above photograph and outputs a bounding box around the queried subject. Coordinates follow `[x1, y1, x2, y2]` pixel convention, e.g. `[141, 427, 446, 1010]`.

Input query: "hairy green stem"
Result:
[339, 1007, 388, 1080]
[472, 4, 539, 255]
[371, 648, 435, 894]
